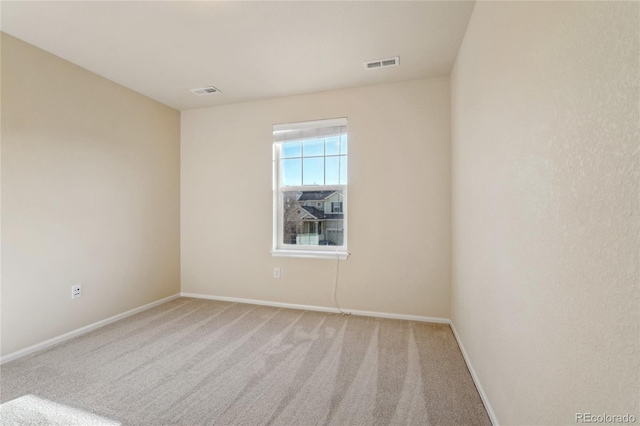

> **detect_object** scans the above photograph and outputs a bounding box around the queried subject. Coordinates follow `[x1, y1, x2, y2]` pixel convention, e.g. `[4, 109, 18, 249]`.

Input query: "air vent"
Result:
[364, 56, 399, 70]
[190, 86, 222, 96]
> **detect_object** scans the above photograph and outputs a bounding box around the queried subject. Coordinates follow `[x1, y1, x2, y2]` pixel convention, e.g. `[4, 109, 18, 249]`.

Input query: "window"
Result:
[272, 118, 348, 259]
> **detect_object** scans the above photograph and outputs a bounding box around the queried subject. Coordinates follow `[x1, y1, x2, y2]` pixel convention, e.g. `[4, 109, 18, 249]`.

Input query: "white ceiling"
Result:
[1, 1, 475, 111]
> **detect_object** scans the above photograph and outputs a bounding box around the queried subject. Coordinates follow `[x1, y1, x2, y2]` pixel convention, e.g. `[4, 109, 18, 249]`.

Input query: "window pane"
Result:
[303, 139, 324, 157]
[282, 189, 344, 246]
[282, 159, 301, 186]
[325, 137, 340, 155]
[282, 191, 301, 245]
[303, 157, 324, 185]
[282, 141, 302, 158]
[340, 135, 348, 155]
[339, 156, 347, 184]
[325, 156, 340, 185]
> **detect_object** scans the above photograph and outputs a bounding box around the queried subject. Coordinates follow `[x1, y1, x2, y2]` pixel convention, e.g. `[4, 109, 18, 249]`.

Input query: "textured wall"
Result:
[1, 34, 181, 356]
[451, 2, 639, 424]
[181, 78, 452, 319]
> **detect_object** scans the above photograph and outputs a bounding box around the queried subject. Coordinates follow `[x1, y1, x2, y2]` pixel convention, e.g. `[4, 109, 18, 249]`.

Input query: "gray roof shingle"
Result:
[297, 191, 337, 201]
[300, 206, 344, 220]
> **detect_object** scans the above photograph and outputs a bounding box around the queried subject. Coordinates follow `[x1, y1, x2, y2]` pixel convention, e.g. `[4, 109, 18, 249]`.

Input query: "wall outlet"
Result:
[72, 285, 81, 299]
[273, 267, 281, 279]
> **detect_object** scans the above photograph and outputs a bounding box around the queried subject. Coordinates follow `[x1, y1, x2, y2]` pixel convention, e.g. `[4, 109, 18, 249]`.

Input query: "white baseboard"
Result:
[0, 293, 181, 364]
[180, 292, 450, 324]
[450, 321, 499, 426]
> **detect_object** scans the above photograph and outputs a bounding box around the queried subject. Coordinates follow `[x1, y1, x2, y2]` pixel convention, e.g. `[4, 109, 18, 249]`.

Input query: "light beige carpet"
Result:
[0, 298, 491, 425]
[0, 394, 120, 425]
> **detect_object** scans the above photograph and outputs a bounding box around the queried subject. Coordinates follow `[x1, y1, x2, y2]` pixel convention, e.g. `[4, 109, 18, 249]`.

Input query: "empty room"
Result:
[1, 1, 638, 425]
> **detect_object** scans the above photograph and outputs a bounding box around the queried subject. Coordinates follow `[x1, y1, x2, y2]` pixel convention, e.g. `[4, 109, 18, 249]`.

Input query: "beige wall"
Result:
[1, 34, 181, 356]
[181, 78, 451, 318]
[451, 2, 639, 424]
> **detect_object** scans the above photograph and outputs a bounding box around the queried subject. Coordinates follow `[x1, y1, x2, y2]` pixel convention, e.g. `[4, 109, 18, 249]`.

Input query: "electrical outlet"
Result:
[72, 285, 81, 299]
[273, 267, 281, 279]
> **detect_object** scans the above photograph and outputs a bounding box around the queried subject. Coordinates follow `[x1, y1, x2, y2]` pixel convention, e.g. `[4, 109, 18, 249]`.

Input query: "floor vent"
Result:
[364, 56, 399, 70]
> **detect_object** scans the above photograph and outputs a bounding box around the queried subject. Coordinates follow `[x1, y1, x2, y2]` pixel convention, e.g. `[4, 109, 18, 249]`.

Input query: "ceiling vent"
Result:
[364, 56, 399, 70]
[190, 86, 222, 96]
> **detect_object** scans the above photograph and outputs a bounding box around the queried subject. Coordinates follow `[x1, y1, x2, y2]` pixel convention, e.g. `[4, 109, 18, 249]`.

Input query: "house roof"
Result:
[300, 206, 344, 220]
[297, 191, 338, 201]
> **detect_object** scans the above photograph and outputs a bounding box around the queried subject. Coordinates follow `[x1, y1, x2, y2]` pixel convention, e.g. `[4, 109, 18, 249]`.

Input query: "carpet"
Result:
[0, 394, 119, 425]
[0, 297, 491, 425]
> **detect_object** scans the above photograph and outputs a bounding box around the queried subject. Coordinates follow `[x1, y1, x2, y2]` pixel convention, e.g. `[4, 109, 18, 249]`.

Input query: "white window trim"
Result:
[271, 250, 349, 260]
[272, 118, 348, 260]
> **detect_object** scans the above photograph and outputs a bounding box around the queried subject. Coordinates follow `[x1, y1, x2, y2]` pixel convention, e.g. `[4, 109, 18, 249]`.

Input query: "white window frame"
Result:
[272, 118, 348, 260]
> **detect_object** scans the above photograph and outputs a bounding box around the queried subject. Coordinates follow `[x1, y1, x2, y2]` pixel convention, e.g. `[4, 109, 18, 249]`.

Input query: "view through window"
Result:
[273, 118, 347, 256]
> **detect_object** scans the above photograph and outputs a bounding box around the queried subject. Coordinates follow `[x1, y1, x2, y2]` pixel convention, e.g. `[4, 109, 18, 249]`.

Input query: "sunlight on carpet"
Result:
[0, 394, 119, 425]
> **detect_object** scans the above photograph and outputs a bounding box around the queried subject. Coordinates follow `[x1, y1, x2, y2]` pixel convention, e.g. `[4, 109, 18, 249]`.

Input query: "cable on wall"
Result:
[333, 249, 350, 316]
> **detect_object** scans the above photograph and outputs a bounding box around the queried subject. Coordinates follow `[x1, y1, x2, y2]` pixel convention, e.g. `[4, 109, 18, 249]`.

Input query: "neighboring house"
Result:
[283, 190, 345, 246]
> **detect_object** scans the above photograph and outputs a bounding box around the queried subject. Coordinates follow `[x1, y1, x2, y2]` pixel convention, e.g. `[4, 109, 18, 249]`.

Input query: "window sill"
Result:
[271, 250, 349, 260]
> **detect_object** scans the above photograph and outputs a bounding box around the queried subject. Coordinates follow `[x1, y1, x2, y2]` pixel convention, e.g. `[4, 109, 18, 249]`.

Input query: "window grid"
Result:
[280, 136, 347, 187]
